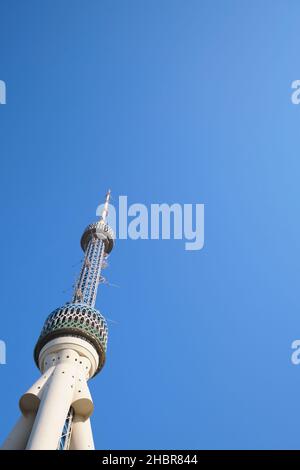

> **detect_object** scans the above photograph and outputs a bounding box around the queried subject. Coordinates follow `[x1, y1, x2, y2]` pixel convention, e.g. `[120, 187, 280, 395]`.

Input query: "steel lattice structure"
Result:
[72, 220, 114, 306]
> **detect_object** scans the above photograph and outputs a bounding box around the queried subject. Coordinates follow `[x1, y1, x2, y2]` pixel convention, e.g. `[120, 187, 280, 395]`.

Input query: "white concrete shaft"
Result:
[1, 413, 36, 450]
[39, 336, 99, 378]
[2, 337, 98, 450]
[26, 354, 77, 450]
[70, 417, 95, 450]
[72, 367, 94, 419]
[19, 366, 55, 415]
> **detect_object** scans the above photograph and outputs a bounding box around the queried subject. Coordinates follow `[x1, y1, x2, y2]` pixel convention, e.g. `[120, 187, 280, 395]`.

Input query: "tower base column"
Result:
[1, 413, 36, 450]
[70, 417, 95, 450]
[26, 351, 77, 450]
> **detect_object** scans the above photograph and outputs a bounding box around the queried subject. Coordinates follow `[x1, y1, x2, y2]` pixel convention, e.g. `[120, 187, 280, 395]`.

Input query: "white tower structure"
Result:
[2, 191, 114, 450]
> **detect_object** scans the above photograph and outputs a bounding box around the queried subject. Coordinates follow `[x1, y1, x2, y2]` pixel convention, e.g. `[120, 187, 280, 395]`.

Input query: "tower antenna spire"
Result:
[100, 189, 111, 223]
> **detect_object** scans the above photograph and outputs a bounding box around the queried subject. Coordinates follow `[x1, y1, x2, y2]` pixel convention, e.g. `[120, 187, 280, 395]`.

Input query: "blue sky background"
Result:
[0, 0, 300, 450]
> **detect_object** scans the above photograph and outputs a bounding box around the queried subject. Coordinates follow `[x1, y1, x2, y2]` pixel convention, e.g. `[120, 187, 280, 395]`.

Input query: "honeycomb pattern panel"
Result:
[34, 303, 108, 375]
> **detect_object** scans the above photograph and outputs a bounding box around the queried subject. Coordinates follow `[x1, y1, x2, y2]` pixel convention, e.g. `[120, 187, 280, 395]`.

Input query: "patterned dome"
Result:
[80, 221, 114, 254]
[34, 303, 108, 375]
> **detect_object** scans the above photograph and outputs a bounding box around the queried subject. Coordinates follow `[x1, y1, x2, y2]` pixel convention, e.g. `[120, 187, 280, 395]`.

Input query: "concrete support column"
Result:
[2, 337, 99, 451]
[1, 413, 35, 450]
[26, 351, 77, 450]
[70, 417, 95, 450]
[19, 366, 55, 415]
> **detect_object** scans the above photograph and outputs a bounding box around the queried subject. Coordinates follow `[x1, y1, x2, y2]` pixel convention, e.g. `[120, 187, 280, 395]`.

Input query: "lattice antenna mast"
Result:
[73, 190, 113, 307]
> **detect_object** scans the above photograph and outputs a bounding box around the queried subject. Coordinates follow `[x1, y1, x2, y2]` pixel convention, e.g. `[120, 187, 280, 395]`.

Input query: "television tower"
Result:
[2, 191, 114, 450]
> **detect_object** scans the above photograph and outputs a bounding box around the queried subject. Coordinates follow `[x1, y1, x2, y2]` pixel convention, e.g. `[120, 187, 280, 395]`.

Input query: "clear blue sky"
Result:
[0, 0, 300, 450]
